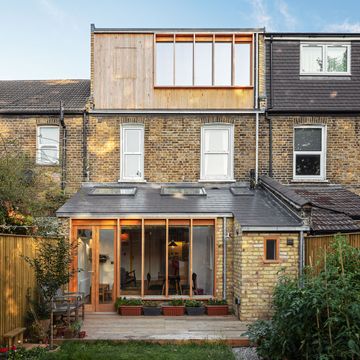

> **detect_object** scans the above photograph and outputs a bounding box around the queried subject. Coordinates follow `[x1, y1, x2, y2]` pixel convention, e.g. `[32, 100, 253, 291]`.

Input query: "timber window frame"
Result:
[154, 33, 253, 88]
[300, 43, 351, 75]
[36, 125, 60, 165]
[263, 237, 280, 263]
[119, 123, 145, 182]
[200, 124, 234, 182]
[293, 125, 327, 181]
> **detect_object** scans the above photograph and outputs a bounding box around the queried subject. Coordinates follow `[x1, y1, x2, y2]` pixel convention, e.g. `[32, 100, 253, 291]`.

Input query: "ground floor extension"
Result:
[57, 182, 308, 320]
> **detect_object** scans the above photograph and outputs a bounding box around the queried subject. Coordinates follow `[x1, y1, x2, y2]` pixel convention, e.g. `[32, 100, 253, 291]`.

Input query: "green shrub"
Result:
[207, 299, 227, 305]
[115, 297, 142, 309]
[142, 301, 159, 307]
[185, 300, 203, 307]
[167, 299, 184, 306]
[246, 235, 360, 360]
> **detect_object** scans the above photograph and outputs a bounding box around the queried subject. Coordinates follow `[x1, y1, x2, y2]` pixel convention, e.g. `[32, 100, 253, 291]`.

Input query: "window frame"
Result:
[119, 123, 145, 182]
[154, 33, 253, 88]
[300, 43, 351, 76]
[263, 237, 280, 263]
[293, 125, 327, 181]
[200, 123, 234, 182]
[36, 125, 60, 165]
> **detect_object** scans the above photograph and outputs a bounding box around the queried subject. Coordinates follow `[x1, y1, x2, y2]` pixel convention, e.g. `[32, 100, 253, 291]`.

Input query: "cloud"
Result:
[325, 19, 360, 33]
[276, 0, 297, 30]
[248, 0, 275, 31]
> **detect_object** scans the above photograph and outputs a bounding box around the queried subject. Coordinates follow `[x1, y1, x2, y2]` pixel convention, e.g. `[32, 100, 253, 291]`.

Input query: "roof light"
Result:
[90, 187, 137, 196]
[161, 186, 206, 196]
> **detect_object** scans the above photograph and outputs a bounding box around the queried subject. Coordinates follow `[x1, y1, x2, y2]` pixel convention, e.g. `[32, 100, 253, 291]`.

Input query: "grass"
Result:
[17, 341, 235, 360]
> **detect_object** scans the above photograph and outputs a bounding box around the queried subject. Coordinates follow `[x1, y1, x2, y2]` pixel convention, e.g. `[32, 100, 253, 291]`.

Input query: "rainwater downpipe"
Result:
[223, 217, 227, 300]
[82, 111, 90, 182]
[254, 32, 259, 183]
[59, 101, 67, 191]
[299, 231, 305, 286]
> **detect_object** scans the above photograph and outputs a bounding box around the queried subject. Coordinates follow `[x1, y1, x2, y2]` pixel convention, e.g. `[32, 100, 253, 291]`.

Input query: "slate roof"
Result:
[0, 80, 90, 114]
[56, 183, 305, 229]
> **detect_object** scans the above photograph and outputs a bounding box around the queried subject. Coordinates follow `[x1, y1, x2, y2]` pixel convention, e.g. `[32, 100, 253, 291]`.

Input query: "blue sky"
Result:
[1, 0, 360, 79]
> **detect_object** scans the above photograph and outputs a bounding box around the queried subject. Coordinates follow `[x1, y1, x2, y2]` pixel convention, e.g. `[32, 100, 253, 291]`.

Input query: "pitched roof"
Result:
[56, 183, 305, 230]
[0, 80, 90, 114]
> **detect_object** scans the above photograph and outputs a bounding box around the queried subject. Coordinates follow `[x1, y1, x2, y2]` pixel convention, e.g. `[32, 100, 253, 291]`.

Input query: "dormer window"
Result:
[155, 33, 252, 88]
[300, 43, 350, 75]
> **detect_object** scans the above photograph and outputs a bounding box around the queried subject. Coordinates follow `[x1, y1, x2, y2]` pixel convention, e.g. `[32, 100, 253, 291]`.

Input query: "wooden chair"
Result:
[52, 289, 85, 324]
[120, 267, 137, 289]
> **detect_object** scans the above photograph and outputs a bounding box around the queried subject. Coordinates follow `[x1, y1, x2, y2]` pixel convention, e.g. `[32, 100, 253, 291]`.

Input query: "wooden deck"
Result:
[79, 313, 250, 346]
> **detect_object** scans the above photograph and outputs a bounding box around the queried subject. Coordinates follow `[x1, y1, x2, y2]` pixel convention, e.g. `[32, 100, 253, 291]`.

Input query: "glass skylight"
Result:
[90, 187, 137, 196]
[161, 186, 206, 196]
[230, 187, 254, 196]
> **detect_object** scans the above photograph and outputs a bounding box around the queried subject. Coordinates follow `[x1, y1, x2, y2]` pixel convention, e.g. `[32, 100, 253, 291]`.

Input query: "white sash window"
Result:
[36, 126, 60, 165]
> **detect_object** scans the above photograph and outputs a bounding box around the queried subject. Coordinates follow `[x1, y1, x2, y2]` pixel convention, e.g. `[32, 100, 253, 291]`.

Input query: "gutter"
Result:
[82, 111, 90, 181]
[0, 109, 84, 115]
[242, 225, 309, 232]
[89, 109, 265, 115]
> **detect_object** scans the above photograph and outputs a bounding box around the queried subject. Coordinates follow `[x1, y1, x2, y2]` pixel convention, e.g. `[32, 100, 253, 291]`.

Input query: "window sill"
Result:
[291, 179, 329, 184]
[263, 260, 281, 264]
[198, 179, 236, 183]
[117, 179, 147, 183]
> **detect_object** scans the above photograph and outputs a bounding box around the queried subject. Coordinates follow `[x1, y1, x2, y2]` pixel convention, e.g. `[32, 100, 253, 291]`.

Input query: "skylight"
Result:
[230, 187, 254, 196]
[90, 187, 137, 196]
[161, 186, 206, 196]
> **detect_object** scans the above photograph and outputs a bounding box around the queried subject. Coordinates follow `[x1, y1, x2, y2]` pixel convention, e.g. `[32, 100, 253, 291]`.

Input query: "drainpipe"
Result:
[223, 217, 227, 300]
[254, 32, 259, 183]
[82, 111, 90, 181]
[299, 231, 305, 286]
[269, 35, 274, 109]
[59, 101, 67, 191]
[266, 112, 273, 177]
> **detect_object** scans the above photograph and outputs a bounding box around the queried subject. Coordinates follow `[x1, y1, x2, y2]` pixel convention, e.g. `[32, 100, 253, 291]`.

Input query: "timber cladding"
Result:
[92, 33, 256, 109]
[0, 235, 37, 342]
[87, 114, 256, 183]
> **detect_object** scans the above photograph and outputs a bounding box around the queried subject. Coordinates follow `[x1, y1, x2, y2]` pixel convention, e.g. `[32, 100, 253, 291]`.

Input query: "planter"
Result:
[186, 306, 205, 316]
[162, 306, 185, 316]
[143, 307, 162, 316]
[118, 305, 142, 316]
[55, 326, 66, 337]
[205, 305, 229, 316]
[39, 319, 51, 333]
[78, 331, 86, 338]
[63, 329, 75, 339]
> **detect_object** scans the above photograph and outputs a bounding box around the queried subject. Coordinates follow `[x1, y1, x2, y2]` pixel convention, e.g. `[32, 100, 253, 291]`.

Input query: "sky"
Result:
[1, 0, 360, 80]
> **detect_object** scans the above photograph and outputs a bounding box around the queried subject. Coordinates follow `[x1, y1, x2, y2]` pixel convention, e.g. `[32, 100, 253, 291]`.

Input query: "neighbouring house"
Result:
[1, 26, 360, 322]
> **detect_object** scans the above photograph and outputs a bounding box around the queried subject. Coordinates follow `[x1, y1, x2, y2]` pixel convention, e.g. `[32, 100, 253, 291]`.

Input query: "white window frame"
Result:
[36, 125, 60, 165]
[120, 123, 145, 182]
[293, 125, 327, 181]
[200, 124, 234, 181]
[300, 43, 351, 76]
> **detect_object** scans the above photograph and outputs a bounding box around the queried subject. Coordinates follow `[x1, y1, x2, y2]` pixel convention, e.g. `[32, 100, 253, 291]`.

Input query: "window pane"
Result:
[214, 42, 232, 85]
[123, 154, 141, 178]
[295, 154, 321, 176]
[327, 46, 348, 72]
[156, 42, 174, 86]
[98, 229, 115, 304]
[301, 45, 323, 73]
[77, 229, 92, 304]
[120, 225, 142, 295]
[194, 42, 212, 86]
[235, 43, 251, 86]
[266, 239, 277, 260]
[192, 226, 214, 295]
[204, 129, 229, 152]
[175, 42, 193, 86]
[168, 225, 190, 295]
[145, 225, 166, 296]
[124, 128, 141, 153]
[38, 127, 59, 145]
[204, 154, 229, 177]
[39, 147, 58, 164]
[294, 128, 322, 151]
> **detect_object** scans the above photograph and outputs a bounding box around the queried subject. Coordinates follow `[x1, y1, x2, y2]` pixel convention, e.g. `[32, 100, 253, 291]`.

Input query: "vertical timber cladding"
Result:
[87, 114, 257, 183]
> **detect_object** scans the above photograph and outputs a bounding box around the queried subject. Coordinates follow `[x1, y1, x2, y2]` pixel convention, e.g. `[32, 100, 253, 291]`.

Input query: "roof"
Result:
[0, 80, 90, 114]
[56, 183, 304, 230]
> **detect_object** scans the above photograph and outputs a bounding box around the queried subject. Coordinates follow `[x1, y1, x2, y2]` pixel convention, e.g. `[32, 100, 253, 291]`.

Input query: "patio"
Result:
[78, 313, 250, 346]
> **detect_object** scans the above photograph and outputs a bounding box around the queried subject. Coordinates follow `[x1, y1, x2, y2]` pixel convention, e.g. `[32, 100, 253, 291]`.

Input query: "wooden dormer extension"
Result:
[91, 26, 264, 110]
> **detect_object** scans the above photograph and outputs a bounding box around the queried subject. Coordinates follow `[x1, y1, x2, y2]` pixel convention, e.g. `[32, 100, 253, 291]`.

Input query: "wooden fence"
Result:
[0, 234, 38, 342]
[305, 232, 360, 268]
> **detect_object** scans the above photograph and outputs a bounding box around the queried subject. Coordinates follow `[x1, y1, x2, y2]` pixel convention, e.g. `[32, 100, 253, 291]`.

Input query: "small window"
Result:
[264, 238, 279, 262]
[36, 126, 60, 165]
[91, 187, 137, 196]
[300, 43, 350, 75]
[293, 126, 326, 180]
[201, 124, 234, 181]
[120, 124, 144, 181]
[161, 186, 206, 196]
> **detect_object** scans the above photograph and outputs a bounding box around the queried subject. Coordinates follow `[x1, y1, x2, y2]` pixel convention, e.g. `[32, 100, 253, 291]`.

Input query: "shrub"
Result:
[207, 299, 227, 305]
[246, 235, 360, 360]
[167, 299, 184, 306]
[142, 301, 160, 307]
[185, 300, 203, 307]
[115, 297, 142, 309]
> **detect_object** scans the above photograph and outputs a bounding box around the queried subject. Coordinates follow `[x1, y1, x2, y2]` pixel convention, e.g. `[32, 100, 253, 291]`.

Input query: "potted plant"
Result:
[78, 330, 86, 339]
[162, 299, 185, 316]
[205, 299, 229, 315]
[142, 301, 162, 316]
[185, 300, 205, 315]
[64, 320, 82, 339]
[115, 297, 142, 316]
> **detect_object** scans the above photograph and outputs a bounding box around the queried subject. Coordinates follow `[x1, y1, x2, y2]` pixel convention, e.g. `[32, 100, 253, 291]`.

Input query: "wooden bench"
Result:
[3, 327, 26, 347]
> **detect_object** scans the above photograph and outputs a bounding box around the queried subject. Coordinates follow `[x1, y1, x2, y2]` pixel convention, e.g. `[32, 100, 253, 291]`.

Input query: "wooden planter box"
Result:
[205, 305, 229, 316]
[118, 306, 142, 316]
[186, 306, 205, 316]
[162, 306, 185, 316]
[143, 307, 162, 316]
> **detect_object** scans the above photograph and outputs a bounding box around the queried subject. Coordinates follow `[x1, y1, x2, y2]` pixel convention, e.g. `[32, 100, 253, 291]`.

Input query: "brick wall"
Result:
[238, 232, 299, 321]
[259, 115, 360, 195]
[0, 115, 84, 195]
[87, 114, 257, 183]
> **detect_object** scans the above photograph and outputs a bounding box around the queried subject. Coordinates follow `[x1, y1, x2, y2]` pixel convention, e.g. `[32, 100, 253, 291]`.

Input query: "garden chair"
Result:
[52, 289, 85, 324]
